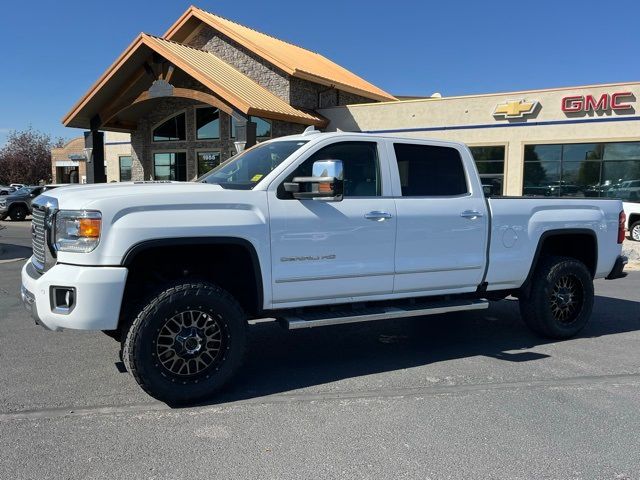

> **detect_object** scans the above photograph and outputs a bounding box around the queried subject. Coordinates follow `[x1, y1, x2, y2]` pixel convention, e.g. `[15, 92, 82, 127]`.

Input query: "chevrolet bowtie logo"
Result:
[493, 99, 539, 119]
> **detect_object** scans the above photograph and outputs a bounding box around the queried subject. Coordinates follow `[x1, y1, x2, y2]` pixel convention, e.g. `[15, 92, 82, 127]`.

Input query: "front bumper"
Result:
[21, 258, 128, 331]
[605, 255, 628, 280]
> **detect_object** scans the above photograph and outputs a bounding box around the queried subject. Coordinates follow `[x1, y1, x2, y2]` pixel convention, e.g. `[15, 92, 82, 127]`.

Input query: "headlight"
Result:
[0, 200, 6, 207]
[54, 210, 102, 253]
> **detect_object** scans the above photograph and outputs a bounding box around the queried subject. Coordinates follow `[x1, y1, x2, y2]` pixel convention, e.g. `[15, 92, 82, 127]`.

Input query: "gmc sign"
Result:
[562, 92, 634, 113]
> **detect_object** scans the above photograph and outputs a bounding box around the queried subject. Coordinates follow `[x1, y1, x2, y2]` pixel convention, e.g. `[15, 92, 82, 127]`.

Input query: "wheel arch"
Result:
[521, 229, 598, 293]
[119, 237, 265, 327]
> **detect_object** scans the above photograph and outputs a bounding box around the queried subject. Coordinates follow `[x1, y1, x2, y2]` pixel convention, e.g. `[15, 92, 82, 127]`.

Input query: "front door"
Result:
[268, 140, 396, 305]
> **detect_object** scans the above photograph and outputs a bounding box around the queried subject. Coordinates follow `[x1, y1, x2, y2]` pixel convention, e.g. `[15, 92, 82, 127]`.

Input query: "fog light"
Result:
[51, 286, 76, 314]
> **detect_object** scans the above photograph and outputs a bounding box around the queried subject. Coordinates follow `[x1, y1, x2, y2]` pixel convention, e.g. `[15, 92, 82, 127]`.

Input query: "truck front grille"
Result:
[31, 206, 46, 270]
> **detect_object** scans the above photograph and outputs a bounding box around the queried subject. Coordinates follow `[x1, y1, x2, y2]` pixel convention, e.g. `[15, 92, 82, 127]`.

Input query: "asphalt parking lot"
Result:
[1, 219, 639, 479]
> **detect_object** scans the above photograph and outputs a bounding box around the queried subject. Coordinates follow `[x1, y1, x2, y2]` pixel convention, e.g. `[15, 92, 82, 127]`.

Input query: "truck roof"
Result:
[271, 129, 468, 149]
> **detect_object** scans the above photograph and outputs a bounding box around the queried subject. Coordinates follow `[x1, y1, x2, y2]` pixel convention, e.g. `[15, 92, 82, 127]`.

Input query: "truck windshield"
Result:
[199, 140, 308, 190]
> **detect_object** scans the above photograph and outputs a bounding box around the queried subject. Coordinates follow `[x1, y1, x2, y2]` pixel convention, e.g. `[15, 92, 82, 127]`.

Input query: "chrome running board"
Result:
[280, 299, 488, 330]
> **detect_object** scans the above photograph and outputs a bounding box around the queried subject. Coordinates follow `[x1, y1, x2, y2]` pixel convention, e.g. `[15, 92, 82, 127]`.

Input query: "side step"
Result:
[280, 299, 489, 330]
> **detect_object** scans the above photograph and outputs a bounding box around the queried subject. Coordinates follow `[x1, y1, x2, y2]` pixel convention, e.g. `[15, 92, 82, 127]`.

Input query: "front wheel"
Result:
[122, 282, 247, 404]
[630, 221, 640, 242]
[9, 205, 28, 221]
[519, 256, 594, 339]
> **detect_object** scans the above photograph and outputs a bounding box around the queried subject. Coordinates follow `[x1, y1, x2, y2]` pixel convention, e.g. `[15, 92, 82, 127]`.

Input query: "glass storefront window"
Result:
[603, 142, 640, 160]
[153, 152, 186, 181]
[153, 113, 186, 142]
[524, 144, 561, 162]
[523, 142, 640, 202]
[196, 107, 220, 139]
[469, 146, 505, 196]
[119, 156, 132, 181]
[197, 151, 221, 176]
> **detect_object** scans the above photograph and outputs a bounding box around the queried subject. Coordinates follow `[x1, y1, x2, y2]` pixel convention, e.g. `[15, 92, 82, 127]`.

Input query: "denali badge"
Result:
[281, 255, 336, 262]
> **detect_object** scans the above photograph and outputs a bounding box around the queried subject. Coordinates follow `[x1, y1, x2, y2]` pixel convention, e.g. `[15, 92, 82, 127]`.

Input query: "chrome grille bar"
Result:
[31, 206, 46, 269]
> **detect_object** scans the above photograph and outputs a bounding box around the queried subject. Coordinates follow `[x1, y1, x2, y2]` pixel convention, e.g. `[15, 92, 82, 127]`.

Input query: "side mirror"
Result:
[284, 159, 344, 201]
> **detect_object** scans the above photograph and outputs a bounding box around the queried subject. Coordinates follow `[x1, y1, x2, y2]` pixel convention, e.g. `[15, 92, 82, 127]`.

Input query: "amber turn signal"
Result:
[78, 218, 101, 238]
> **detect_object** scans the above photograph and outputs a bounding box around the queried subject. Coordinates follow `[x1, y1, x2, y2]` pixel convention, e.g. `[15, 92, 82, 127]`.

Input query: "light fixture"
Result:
[83, 147, 93, 163]
[234, 141, 246, 154]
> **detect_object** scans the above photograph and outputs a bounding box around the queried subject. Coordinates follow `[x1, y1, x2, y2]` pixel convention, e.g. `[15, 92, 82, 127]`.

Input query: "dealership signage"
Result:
[493, 99, 539, 119]
[561, 92, 634, 114]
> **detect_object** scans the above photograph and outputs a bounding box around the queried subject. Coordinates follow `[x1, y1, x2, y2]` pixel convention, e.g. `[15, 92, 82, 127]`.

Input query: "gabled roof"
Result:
[62, 34, 326, 129]
[164, 6, 396, 102]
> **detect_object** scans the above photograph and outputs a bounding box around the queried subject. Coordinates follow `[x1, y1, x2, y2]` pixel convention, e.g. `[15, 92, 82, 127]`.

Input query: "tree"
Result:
[0, 128, 65, 185]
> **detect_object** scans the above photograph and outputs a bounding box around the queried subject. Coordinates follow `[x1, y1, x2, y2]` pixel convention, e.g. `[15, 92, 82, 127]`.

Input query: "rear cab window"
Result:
[392, 143, 468, 196]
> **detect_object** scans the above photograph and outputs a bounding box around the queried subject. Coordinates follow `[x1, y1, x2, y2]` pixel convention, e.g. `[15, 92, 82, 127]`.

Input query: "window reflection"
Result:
[523, 142, 640, 202]
[470, 146, 505, 196]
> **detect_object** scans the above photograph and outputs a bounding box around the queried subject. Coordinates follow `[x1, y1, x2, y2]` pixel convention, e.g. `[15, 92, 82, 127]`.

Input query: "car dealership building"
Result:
[321, 82, 640, 197]
[60, 6, 640, 199]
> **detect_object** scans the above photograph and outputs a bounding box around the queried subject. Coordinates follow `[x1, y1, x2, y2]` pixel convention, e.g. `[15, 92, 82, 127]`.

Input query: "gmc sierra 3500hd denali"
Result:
[21, 130, 628, 404]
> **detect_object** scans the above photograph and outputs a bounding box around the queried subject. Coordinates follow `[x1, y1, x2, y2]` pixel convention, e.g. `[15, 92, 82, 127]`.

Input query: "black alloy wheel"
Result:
[123, 282, 247, 405]
[519, 256, 594, 339]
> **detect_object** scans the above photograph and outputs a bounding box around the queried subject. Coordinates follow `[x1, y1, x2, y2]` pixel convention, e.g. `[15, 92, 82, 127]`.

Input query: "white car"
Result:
[624, 201, 640, 241]
[20, 130, 628, 403]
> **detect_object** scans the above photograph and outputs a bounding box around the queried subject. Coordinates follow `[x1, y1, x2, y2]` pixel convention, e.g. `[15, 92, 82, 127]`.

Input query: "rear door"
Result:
[388, 141, 489, 294]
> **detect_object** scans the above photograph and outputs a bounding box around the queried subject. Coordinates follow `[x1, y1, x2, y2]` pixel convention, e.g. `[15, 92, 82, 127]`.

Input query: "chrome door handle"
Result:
[460, 210, 484, 219]
[365, 211, 393, 221]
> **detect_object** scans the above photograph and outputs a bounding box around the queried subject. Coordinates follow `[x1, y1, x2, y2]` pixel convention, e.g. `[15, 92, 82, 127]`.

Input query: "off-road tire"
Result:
[9, 205, 28, 221]
[519, 256, 594, 339]
[630, 221, 640, 242]
[122, 282, 246, 405]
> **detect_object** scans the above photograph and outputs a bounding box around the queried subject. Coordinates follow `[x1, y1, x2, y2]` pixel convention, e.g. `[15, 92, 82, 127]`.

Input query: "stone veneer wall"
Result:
[188, 26, 290, 102]
[187, 25, 377, 111]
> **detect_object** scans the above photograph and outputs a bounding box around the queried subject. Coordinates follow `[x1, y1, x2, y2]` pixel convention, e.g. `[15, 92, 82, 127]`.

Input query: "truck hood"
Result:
[41, 182, 227, 210]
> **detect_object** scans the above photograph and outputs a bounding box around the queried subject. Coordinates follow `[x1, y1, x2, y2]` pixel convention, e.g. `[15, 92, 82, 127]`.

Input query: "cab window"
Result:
[280, 141, 381, 198]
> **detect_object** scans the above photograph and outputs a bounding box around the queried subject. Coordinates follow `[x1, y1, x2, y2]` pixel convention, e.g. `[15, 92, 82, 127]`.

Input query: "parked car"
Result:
[624, 201, 640, 241]
[9, 183, 26, 190]
[616, 180, 640, 202]
[0, 185, 17, 196]
[0, 184, 69, 221]
[20, 131, 627, 404]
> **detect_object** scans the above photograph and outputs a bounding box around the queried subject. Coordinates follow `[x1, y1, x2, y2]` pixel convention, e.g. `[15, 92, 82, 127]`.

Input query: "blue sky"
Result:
[1, 0, 638, 146]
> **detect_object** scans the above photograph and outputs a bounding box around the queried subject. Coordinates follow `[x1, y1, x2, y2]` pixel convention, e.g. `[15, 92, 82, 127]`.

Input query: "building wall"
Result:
[187, 25, 378, 111]
[51, 137, 86, 183]
[126, 96, 306, 181]
[130, 97, 235, 181]
[188, 25, 290, 102]
[320, 82, 640, 195]
[104, 131, 132, 182]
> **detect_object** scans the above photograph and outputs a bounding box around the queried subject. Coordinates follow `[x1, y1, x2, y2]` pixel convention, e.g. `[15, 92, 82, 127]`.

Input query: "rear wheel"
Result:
[122, 282, 247, 405]
[519, 256, 594, 339]
[9, 205, 28, 221]
[630, 221, 640, 242]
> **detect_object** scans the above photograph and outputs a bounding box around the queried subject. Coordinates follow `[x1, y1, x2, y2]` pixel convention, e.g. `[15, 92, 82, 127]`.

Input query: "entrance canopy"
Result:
[63, 33, 327, 131]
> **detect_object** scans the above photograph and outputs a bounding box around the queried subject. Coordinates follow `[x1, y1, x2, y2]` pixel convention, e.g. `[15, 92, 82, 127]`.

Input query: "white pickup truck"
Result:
[21, 131, 628, 403]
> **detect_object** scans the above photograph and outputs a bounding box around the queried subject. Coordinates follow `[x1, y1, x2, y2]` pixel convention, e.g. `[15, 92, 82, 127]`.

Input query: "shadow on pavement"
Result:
[0, 243, 32, 262]
[181, 294, 640, 407]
